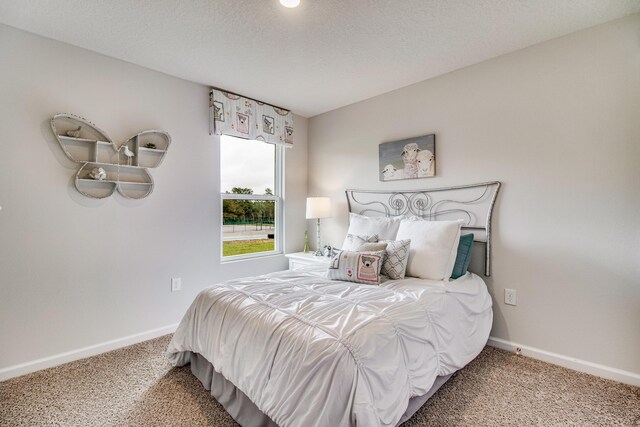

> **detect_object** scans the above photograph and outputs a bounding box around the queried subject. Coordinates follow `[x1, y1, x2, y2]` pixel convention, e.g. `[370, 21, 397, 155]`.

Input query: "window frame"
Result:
[220, 140, 284, 262]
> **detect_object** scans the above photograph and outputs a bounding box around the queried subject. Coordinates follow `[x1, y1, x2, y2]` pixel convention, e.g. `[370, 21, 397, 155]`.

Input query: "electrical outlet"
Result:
[504, 288, 517, 306]
[171, 278, 182, 292]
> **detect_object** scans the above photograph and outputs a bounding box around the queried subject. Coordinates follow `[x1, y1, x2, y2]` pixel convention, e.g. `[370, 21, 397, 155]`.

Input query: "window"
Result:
[220, 136, 284, 259]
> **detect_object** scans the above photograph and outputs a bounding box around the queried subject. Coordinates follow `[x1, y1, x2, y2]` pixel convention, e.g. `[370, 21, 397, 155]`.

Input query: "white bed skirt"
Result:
[186, 351, 453, 427]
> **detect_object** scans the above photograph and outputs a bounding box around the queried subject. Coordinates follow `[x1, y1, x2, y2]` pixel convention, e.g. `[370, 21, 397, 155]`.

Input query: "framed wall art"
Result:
[379, 134, 435, 181]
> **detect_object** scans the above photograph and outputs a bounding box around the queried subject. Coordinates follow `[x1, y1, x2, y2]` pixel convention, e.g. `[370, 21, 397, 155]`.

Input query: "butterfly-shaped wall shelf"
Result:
[51, 113, 171, 200]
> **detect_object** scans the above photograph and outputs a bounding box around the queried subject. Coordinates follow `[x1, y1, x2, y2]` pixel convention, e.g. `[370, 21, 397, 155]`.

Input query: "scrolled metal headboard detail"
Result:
[345, 181, 501, 276]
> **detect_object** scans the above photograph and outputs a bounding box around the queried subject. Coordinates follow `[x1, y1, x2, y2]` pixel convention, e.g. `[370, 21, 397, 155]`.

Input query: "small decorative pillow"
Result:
[326, 250, 386, 285]
[358, 242, 389, 252]
[379, 239, 411, 280]
[341, 233, 378, 251]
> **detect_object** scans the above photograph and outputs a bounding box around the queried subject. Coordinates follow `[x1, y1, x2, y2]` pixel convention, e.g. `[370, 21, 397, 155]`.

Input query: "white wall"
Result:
[307, 14, 640, 374]
[0, 24, 307, 372]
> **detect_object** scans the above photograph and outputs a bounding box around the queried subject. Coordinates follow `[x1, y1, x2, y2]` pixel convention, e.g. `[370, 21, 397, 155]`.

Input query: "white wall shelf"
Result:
[50, 113, 171, 199]
[77, 179, 153, 185]
[138, 147, 167, 153]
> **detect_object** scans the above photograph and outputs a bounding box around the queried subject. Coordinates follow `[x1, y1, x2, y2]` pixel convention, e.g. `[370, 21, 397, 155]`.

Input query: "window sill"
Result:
[220, 250, 284, 264]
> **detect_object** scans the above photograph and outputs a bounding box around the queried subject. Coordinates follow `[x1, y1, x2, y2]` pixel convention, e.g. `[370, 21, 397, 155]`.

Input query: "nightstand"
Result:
[285, 252, 331, 270]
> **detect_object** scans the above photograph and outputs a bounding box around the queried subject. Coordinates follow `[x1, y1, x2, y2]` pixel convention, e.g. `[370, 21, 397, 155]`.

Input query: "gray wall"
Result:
[307, 14, 640, 374]
[0, 24, 308, 369]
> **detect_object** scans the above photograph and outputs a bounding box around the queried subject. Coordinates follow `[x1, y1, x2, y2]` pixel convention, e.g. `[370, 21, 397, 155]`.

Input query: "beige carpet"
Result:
[1, 335, 638, 426]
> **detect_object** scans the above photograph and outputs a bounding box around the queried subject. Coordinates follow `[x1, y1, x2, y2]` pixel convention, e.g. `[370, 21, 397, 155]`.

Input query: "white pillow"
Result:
[341, 233, 378, 251]
[395, 218, 463, 280]
[342, 213, 402, 249]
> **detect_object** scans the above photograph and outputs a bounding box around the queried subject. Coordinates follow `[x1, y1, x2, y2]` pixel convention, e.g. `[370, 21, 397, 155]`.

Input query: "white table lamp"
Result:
[306, 197, 331, 256]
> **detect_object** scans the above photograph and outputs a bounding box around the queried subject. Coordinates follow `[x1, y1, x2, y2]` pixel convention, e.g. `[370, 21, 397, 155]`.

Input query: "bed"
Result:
[168, 182, 501, 427]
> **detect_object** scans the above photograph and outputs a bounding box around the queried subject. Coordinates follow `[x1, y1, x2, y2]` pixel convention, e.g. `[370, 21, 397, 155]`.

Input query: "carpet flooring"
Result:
[1, 335, 638, 426]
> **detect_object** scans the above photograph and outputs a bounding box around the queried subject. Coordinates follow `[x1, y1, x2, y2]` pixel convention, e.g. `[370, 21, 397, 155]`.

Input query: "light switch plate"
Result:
[171, 278, 182, 292]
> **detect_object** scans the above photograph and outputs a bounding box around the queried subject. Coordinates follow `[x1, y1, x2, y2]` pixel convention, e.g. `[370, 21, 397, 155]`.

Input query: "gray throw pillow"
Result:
[380, 239, 411, 280]
[358, 242, 389, 252]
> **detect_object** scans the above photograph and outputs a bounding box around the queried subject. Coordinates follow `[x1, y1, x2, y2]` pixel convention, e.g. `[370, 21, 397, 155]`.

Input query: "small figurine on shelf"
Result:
[66, 126, 81, 138]
[89, 167, 107, 181]
[122, 145, 135, 166]
[303, 230, 310, 253]
[145, 143, 156, 149]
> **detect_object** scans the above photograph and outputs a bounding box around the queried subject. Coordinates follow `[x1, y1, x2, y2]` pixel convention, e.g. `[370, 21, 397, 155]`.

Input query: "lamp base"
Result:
[315, 218, 323, 257]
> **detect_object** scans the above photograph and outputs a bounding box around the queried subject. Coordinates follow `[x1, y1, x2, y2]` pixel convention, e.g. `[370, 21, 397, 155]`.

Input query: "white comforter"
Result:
[167, 267, 492, 427]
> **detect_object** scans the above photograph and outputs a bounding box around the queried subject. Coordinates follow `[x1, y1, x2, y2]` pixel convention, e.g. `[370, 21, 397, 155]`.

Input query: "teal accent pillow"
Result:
[450, 234, 474, 279]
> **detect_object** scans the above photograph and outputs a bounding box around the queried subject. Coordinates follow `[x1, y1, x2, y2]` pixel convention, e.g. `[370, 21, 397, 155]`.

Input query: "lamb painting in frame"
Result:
[379, 134, 436, 181]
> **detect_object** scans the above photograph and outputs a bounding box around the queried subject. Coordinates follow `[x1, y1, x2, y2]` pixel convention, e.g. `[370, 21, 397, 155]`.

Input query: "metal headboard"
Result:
[345, 181, 501, 276]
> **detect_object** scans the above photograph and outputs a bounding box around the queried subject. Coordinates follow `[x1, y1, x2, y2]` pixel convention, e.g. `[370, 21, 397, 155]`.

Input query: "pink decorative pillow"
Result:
[326, 250, 386, 285]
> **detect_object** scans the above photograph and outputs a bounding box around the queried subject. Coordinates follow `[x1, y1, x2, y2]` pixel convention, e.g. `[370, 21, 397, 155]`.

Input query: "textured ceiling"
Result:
[1, 0, 638, 117]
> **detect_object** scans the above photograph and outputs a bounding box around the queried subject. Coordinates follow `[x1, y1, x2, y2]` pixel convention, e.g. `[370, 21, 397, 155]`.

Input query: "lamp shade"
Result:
[306, 197, 331, 219]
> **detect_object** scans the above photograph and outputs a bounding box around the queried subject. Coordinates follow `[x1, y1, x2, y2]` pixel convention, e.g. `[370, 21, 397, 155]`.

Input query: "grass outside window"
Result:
[222, 239, 275, 257]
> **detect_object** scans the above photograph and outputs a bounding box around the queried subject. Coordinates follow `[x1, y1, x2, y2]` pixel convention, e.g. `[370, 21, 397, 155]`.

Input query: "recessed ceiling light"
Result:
[280, 0, 300, 8]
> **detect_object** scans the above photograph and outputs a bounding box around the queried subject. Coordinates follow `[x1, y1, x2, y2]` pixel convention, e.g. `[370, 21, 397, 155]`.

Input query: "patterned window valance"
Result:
[209, 88, 294, 147]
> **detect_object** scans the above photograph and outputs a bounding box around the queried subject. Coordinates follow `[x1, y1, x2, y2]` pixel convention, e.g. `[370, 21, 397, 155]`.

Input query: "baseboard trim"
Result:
[0, 323, 179, 382]
[3, 328, 637, 386]
[487, 336, 640, 387]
